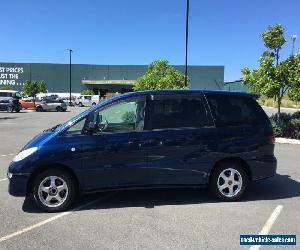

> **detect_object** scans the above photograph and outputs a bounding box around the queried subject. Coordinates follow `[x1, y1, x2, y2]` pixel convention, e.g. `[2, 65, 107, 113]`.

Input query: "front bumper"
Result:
[248, 155, 277, 181]
[7, 172, 30, 197]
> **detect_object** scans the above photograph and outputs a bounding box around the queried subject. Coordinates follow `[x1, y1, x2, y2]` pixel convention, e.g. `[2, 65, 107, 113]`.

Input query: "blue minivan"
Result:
[7, 90, 277, 212]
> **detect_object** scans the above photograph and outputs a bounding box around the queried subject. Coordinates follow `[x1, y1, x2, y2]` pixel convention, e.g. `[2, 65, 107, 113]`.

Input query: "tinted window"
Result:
[44, 99, 55, 103]
[148, 96, 211, 129]
[13, 92, 21, 98]
[0, 92, 12, 97]
[206, 94, 263, 126]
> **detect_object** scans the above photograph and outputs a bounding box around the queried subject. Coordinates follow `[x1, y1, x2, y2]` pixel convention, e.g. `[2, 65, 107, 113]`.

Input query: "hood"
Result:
[21, 131, 56, 151]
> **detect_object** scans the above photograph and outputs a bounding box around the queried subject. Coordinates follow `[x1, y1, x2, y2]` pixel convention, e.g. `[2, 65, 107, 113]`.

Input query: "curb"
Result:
[262, 105, 300, 112]
[276, 137, 300, 145]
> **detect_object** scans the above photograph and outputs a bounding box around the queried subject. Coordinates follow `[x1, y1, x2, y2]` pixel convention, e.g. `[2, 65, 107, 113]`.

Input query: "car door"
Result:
[0, 100, 8, 111]
[40, 100, 50, 110]
[84, 96, 92, 106]
[145, 94, 217, 185]
[65, 95, 150, 191]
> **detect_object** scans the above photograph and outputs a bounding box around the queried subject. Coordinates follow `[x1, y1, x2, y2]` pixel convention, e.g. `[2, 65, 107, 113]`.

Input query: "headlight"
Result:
[13, 147, 38, 162]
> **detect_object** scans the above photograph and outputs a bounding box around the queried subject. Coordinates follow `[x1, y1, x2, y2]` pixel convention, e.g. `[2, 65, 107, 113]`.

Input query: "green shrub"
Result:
[81, 89, 95, 95]
[291, 118, 300, 139]
[291, 111, 300, 120]
[270, 112, 300, 139]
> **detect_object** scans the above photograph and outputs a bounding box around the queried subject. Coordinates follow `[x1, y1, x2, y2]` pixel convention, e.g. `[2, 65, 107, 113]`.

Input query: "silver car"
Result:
[36, 99, 67, 112]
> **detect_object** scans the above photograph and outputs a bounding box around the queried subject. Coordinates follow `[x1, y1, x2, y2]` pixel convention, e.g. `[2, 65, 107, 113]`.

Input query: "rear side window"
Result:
[148, 95, 212, 129]
[205, 93, 265, 127]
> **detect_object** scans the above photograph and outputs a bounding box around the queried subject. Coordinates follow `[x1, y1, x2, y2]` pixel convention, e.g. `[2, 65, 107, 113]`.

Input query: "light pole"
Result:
[67, 49, 73, 105]
[291, 34, 297, 56]
[184, 0, 190, 87]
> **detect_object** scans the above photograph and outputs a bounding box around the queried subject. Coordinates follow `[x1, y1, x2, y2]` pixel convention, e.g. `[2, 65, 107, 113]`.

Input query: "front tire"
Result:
[7, 106, 13, 113]
[209, 162, 248, 201]
[56, 106, 63, 112]
[33, 169, 77, 212]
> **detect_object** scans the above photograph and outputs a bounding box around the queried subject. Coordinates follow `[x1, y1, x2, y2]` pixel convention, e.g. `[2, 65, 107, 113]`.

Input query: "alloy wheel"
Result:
[217, 168, 243, 198]
[38, 176, 69, 208]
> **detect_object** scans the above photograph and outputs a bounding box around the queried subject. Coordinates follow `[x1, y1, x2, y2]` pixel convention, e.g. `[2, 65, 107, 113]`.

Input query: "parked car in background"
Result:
[0, 90, 22, 101]
[35, 99, 67, 112]
[75, 95, 100, 107]
[0, 90, 22, 112]
[44, 94, 59, 100]
[7, 90, 277, 212]
[62, 97, 76, 106]
[0, 99, 22, 112]
[20, 98, 41, 109]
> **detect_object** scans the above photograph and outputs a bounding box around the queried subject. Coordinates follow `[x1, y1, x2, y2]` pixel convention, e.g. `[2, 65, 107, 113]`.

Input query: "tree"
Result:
[22, 80, 48, 106]
[133, 60, 189, 91]
[241, 24, 300, 115]
[81, 89, 95, 95]
[39, 80, 47, 94]
[287, 54, 300, 101]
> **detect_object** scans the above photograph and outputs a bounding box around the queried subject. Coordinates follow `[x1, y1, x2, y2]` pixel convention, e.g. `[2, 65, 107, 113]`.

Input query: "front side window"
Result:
[95, 97, 146, 133]
[13, 92, 21, 99]
[65, 97, 146, 135]
[66, 118, 87, 135]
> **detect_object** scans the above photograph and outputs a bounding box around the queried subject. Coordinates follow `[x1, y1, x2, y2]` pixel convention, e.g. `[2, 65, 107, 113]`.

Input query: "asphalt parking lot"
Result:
[0, 107, 299, 249]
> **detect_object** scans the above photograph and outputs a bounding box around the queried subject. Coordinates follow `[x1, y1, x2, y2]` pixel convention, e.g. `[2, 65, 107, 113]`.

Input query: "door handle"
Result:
[128, 140, 142, 148]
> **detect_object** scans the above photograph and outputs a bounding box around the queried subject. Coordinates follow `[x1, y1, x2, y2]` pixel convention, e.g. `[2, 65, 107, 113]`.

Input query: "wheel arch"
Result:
[26, 163, 79, 196]
[209, 157, 252, 183]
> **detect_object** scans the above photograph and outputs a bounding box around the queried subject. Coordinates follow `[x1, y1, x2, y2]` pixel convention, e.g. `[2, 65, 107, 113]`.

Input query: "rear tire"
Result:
[92, 102, 96, 106]
[78, 102, 83, 107]
[209, 161, 248, 201]
[36, 106, 43, 112]
[33, 169, 77, 212]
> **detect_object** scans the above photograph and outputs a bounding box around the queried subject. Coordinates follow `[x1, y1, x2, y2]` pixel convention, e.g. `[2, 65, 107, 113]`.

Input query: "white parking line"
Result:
[0, 192, 116, 243]
[0, 178, 7, 182]
[249, 205, 283, 250]
[0, 123, 17, 125]
[0, 153, 15, 157]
